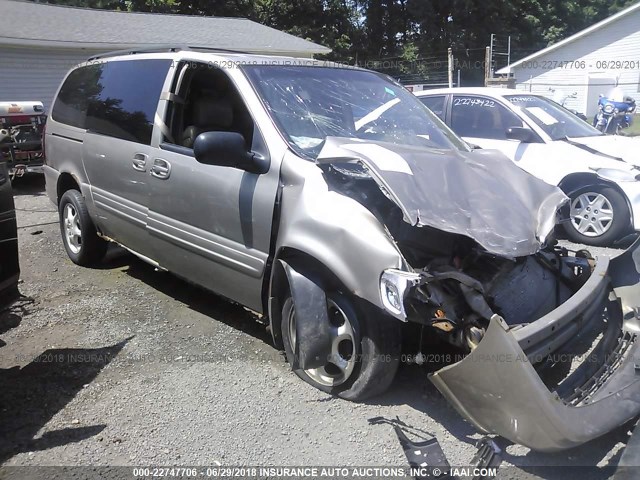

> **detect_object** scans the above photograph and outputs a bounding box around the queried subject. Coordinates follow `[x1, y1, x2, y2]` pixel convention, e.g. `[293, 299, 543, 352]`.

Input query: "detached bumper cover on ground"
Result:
[430, 239, 640, 452]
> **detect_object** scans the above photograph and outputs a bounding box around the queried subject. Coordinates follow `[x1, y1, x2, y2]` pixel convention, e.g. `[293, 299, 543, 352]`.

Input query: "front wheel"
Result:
[281, 292, 401, 401]
[564, 186, 629, 246]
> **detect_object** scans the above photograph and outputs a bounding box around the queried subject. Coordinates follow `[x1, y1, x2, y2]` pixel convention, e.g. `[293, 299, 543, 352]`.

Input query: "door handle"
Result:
[151, 158, 171, 179]
[132, 153, 148, 172]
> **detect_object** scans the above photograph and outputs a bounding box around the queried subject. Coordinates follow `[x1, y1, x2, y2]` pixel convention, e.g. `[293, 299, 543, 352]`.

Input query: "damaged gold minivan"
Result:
[44, 48, 640, 453]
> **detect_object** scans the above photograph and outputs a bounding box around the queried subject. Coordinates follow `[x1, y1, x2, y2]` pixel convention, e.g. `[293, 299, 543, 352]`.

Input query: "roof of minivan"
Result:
[0, 0, 331, 55]
[414, 87, 531, 97]
[83, 50, 357, 70]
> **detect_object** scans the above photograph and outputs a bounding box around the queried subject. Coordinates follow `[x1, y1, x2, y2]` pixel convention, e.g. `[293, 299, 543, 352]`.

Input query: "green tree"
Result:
[29, 0, 640, 82]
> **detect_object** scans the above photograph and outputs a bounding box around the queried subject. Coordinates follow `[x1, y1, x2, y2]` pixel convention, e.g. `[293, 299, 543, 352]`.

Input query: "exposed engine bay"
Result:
[323, 160, 592, 354]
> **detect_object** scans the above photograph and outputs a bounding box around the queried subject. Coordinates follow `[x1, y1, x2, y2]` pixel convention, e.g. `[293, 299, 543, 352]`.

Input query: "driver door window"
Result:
[451, 96, 523, 140]
[163, 62, 254, 151]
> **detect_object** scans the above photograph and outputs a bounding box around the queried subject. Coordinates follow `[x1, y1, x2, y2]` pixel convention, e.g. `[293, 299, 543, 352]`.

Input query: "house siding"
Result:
[510, 8, 640, 117]
[0, 46, 107, 111]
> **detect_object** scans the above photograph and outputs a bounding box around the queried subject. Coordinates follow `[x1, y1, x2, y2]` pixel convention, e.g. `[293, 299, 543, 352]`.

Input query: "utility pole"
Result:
[484, 47, 490, 87]
[447, 48, 453, 88]
[489, 34, 495, 78]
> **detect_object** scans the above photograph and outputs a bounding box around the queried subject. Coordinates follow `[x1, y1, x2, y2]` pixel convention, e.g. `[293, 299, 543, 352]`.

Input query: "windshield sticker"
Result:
[509, 96, 538, 103]
[344, 143, 413, 175]
[384, 86, 397, 96]
[526, 107, 559, 126]
[453, 98, 495, 108]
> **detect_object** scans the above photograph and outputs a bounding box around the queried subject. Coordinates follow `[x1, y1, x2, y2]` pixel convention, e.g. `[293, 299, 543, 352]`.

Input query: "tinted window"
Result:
[451, 96, 523, 139]
[86, 59, 171, 144]
[419, 95, 446, 120]
[52, 59, 170, 144]
[52, 65, 101, 128]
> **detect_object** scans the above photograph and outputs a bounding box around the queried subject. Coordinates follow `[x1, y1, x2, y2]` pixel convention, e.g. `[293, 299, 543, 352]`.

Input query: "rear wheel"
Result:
[565, 185, 629, 246]
[281, 291, 401, 401]
[59, 190, 107, 266]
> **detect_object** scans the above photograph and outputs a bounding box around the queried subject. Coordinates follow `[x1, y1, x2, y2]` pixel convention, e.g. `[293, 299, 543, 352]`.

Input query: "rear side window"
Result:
[52, 65, 101, 128]
[52, 59, 171, 144]
[419, 95, 446, 120]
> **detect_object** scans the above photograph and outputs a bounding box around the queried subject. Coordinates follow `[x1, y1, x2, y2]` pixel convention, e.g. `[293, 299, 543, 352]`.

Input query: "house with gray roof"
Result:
[0, 0, 330, 110]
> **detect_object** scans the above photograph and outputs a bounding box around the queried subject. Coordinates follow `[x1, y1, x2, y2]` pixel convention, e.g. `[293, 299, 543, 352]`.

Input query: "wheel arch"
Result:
[267, 247, 353, 349]
[56, 172, 81, 204]
[558, 172, 606, 196]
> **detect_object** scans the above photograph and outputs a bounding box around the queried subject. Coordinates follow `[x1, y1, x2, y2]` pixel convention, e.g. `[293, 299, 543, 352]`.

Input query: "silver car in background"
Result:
[44, 48, 640, 452]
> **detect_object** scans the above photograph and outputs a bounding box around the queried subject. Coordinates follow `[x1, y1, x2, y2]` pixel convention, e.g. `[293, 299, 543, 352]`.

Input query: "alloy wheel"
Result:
[63, 203, 82, 254]
[570, 192, 614, 237]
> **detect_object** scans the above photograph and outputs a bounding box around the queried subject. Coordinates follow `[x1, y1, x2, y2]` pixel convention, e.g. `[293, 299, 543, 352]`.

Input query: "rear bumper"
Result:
[10, 163, 44, 176]
[429, 240, 640, 452]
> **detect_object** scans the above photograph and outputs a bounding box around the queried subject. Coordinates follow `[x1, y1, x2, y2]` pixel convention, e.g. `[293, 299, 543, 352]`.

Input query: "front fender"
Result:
[274, 152, 404, 310]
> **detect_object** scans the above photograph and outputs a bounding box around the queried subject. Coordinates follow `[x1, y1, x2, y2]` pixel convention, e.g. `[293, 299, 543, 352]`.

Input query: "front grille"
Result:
[565, 332, 636, 406]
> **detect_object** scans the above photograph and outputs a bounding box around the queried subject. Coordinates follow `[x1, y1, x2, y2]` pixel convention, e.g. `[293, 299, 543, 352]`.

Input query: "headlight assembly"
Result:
[380, 269, 422, 321]
[603, 104, 615, 114]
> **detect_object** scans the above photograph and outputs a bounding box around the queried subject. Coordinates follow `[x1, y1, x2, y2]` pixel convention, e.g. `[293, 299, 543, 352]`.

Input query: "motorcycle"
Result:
[593, 87, 636, 134]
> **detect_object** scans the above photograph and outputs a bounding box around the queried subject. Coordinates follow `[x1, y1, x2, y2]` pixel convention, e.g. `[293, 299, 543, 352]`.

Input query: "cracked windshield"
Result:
[245, 65, 469, 157]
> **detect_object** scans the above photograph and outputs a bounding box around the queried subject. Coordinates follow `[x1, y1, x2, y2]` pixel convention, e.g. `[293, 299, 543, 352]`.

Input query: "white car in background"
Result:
[415, 87, 640, 246]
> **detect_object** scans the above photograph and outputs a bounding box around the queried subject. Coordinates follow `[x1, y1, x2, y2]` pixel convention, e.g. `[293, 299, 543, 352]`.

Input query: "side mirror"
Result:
[505, 127, 536, 143]
[193, 131, 268, 174]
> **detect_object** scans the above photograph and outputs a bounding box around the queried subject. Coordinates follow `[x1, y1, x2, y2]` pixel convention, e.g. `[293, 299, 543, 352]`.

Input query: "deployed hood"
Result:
[565, 135, 640, 167]
[317, 137, 567, 258]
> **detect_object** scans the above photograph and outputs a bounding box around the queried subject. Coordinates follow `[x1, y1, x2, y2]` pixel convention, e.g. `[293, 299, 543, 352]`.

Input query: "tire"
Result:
[59, 189, 107, 266]
[564, 185, 629, 246]
[281, 291, 401, 401]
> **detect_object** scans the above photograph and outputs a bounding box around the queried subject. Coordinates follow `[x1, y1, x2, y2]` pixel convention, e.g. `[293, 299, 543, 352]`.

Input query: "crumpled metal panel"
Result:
[317, 137, 568, 258]
[428, 239, 640, 452]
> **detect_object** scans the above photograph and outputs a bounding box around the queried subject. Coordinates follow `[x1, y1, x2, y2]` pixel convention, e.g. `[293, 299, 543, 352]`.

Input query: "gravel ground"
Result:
[0, 175, 635, 479]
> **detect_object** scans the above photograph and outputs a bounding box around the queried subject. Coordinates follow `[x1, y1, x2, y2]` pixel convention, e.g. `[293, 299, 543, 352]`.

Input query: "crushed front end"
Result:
[317, 137, 640, 452]
[429, 240, 640, 452]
